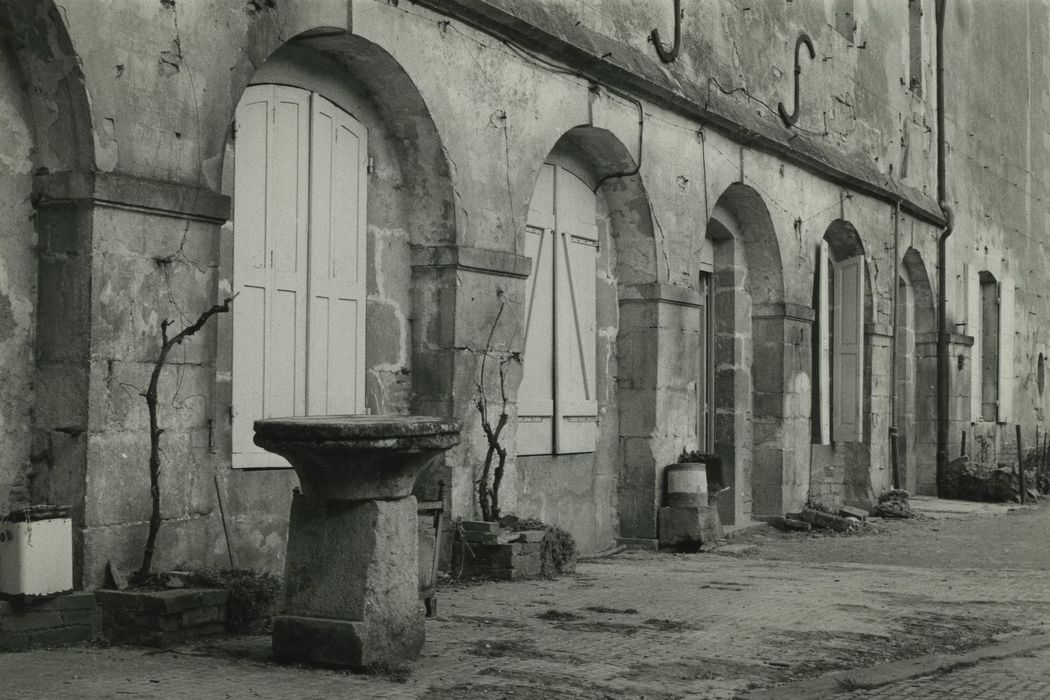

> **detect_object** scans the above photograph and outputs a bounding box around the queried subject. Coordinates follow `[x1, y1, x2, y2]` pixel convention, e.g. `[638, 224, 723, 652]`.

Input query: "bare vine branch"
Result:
[474, 294, 518, 522]
[139, 295, 234, 577]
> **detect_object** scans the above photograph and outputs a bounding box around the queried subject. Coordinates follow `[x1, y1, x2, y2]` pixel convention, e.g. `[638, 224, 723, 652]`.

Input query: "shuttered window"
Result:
[518, 164, 599, 456]
[231, 85, 367, 468]
[832, 255, 865, 442]
[814, 244, 865, 444]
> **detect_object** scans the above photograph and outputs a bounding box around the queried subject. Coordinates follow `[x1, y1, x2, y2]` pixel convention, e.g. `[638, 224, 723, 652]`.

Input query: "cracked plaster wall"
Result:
[0, 38, 38, 518]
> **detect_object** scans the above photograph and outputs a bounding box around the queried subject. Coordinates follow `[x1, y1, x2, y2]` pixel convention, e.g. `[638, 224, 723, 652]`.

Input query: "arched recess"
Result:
[214, 31, 457, 564]
[899, 248, 937, 494]
[516, 125, 659, 554]
[811, 219, 877, 507]
[704, 184, 787, 524]
[0, 2, 95, 542]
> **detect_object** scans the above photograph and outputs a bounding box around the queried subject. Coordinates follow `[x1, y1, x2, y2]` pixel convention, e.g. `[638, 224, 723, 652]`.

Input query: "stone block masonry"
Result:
[0, 592, 100, 651]
[94, 589, 227, 647]
[452, 541, 545, 580]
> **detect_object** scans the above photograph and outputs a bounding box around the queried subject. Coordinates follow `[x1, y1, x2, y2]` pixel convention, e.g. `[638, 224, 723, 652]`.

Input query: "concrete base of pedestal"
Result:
[273, 493, 422, 668]
[272, 613, 423, 668]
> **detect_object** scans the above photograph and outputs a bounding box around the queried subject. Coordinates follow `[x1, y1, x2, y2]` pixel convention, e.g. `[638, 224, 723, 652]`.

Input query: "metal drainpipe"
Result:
[935, 0, 955, 495]
[890, 200, 901, 490]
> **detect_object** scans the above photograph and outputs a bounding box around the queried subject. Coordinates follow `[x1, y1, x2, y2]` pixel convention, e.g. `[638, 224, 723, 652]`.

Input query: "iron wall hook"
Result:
[651, 0, 682, 63]
[778, 33, 816, 127]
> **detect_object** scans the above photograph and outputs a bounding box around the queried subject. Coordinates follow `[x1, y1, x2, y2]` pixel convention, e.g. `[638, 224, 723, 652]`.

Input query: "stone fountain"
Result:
[253, 415, 461, 668]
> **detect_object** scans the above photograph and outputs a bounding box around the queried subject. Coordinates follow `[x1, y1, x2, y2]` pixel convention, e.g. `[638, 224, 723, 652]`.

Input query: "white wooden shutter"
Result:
[553, 168, 598, 454]
[232, 85, 310, 468]
[832, 255, 864, 442]
[964, 263, 982, 422]
[997, 275, 1015, 424]
[307, 95, 367, 415]
[817, 240, 831, 445]
[517, 165, 555, 456]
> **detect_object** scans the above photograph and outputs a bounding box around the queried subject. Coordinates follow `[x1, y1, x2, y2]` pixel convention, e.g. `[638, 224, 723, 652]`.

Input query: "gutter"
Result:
[935, 0, 954, 494]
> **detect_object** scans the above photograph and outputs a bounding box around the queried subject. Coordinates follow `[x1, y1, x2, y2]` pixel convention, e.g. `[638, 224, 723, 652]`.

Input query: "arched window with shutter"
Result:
[230, 84, 367, 468]
[518, 162, 599, 456]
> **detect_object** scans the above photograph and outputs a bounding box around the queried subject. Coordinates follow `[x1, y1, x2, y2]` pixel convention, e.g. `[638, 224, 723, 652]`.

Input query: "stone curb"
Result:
[745, 632, 1050, 699]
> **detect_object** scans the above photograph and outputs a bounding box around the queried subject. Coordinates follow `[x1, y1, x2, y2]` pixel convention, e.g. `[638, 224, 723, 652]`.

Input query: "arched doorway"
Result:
[517, 126, 658, 553]
[898, 248, 937, 494]
[704, 184, 787, 524]
[216, 33, 457, 566]
[811, 219, 876, 506]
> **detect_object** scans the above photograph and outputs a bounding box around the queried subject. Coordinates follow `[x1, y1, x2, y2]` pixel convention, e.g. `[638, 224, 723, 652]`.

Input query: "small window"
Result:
[1038, 353, 1045, 396]
[908, 0, 924, 95]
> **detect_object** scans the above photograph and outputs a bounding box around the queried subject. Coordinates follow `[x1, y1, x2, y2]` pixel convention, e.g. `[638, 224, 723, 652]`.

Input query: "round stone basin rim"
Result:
[253, 415, 462, 442]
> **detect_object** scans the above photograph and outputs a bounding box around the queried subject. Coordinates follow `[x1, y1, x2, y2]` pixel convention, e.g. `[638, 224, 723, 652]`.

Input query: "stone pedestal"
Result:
[253, 415, 461, 668]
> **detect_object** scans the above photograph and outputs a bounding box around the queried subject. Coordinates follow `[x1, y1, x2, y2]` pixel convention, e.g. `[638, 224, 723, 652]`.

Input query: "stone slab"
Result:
[838, 505, 869, 520]
[799, 508, 852, 532]
[459, 520, 498, 533]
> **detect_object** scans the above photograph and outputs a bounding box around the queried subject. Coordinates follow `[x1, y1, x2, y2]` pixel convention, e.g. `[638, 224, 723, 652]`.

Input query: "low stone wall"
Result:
[95, 589, 228, 647]
[0, 592, 100, 651]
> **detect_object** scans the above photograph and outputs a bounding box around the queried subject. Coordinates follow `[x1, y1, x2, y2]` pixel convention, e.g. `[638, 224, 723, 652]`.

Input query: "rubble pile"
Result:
[873, 489, 915, 518]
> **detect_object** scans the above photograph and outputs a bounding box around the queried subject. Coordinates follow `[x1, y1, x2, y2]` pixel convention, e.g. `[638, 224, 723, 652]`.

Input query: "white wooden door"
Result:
[816, 240, 831, 445]
[518, 163, 598, 455]
[232, 86, 367, 468]
[518, 165, 556, 456]
[232, 85, 310, 468]
[307, 94, 367, 415]
[832, 255, 864, 443]
[553, 167, 598, 454]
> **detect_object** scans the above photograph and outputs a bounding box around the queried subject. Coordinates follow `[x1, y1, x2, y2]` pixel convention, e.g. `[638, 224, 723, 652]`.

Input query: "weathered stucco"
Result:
[0, 0, 1044, 586]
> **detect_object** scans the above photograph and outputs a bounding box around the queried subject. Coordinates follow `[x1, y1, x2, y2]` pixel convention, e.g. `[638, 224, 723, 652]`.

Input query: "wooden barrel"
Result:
[664, 462, 708, 507]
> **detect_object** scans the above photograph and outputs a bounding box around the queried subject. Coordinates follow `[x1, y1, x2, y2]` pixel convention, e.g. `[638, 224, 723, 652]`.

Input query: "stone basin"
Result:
[253, 415, 461, 501]
[252, 414, 461, 669]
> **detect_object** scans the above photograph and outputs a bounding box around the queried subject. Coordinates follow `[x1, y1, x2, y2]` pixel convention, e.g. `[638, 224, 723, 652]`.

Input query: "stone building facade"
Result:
[0, 0, 1043, 587]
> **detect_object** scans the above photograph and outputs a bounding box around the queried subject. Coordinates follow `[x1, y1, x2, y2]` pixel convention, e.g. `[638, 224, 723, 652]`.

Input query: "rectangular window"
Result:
[908, 0, 924, 95]
[979, 274, 999, 421]
[965, 265, 1014, 424]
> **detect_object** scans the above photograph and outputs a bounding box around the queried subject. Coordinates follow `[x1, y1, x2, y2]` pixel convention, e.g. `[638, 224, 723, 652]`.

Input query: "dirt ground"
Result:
[732, 498, 1050, 571]
[2, 497, 1049, 699]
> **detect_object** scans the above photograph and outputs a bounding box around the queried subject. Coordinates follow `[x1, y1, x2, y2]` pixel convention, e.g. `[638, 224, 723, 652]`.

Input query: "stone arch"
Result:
[900, 248, 937, 494]
[213, 29, 459, 566]
[810, 219, 878, 508]
[0, 2, 95, 547]
[704, 184, 789, 523]
[516, 125, 659, 554]
[533, 126, 658, 286]
[217, 28, 458, 424]
[0, 2, 94, 172]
